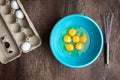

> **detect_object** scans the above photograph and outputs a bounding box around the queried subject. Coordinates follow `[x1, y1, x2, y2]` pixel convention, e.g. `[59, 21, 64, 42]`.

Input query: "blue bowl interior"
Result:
[50, 14, 103, 68]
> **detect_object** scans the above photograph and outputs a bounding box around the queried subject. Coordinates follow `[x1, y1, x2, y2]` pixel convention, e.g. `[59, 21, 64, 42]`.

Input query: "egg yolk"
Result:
[68, 28, 76, 36]
[80, 35, 87, 43]
[65, 44, 74, 51]
[75, 43, 82, 50]
[72, 35, 80, 43]
[64, 35, 71, 42]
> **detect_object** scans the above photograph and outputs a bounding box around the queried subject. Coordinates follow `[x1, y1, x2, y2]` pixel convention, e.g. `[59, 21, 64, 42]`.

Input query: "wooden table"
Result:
[0, 0, 120, 80]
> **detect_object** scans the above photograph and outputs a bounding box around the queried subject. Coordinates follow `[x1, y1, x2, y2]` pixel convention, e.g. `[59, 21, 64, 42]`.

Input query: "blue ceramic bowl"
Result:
[50, 14, 103, 68]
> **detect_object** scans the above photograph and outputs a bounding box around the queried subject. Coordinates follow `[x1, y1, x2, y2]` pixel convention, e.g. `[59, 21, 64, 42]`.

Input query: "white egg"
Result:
[16, 10, 24, 19]
[11, 0, 19, 10]
[21, 42, 31, 53]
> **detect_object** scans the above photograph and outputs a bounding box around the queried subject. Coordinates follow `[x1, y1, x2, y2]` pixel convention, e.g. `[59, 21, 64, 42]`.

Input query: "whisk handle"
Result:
[105, 43, 109, 68]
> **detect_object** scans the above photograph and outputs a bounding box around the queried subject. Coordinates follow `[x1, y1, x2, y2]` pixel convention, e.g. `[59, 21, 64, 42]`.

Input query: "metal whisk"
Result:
[103, 12, 114, 67]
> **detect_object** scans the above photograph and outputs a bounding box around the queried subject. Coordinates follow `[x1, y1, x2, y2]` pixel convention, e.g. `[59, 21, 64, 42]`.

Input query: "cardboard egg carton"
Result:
[0, 0, 42, 64]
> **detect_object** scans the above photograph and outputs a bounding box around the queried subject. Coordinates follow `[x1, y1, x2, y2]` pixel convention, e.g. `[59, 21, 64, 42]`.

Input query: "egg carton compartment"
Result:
[0, 0, 41, 64]
[0, 15, 21, 64]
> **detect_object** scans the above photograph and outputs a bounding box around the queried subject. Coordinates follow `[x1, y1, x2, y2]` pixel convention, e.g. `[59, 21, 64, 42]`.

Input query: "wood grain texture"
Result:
[0, 0, 120, 80]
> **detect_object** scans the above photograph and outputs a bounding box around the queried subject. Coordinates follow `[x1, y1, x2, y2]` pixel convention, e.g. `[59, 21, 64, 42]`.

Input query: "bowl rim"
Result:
[50, 14, 103, 68]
